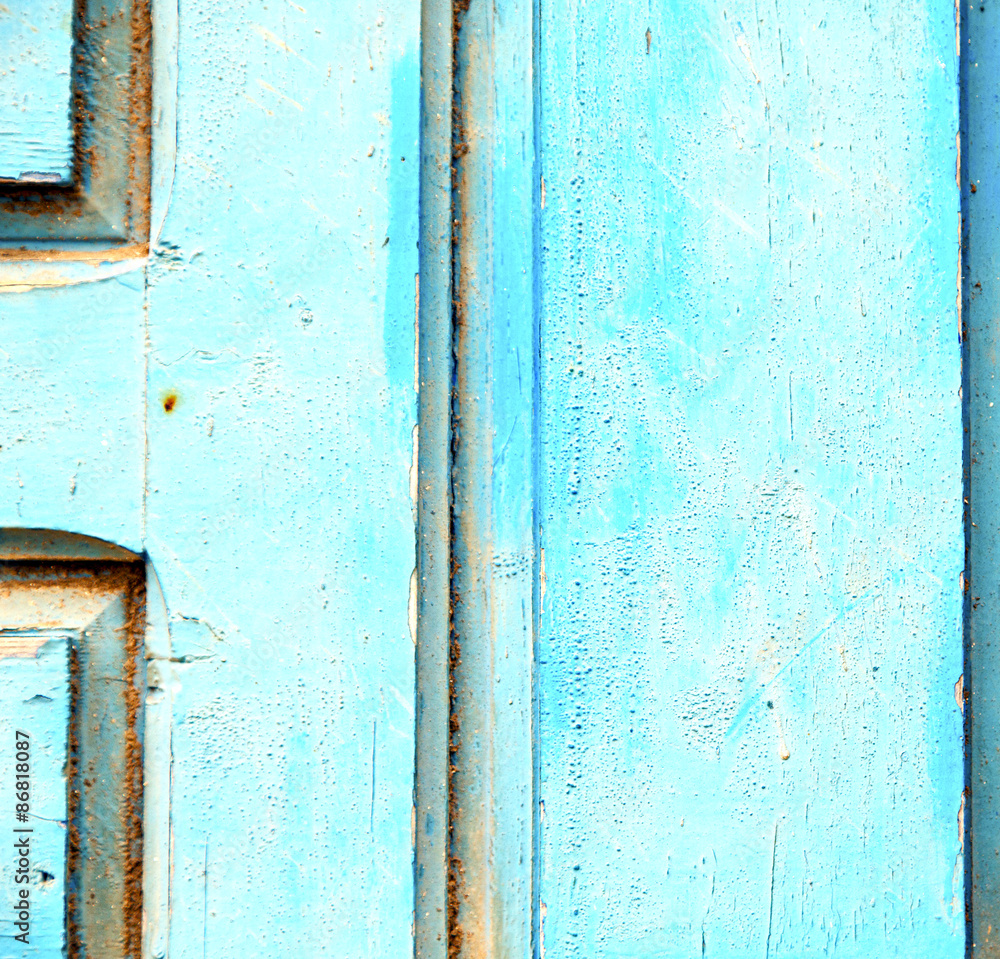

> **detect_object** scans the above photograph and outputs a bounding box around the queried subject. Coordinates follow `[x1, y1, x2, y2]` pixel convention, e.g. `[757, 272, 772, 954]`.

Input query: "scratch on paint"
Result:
[787, 371, 794, 441]
[733, 22, 762, 84]
[765, 822, 777, 958]
[370, 720, 377, 834]
[726, 587, 878, 739]
[256, 79, 304, 111]
[710, 197, 767, 244]
[251, 24, 314, 66]
[811, 492, 944, 585]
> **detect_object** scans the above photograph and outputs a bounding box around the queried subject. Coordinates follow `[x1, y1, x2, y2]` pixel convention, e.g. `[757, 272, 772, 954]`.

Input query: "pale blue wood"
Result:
[0, 634, 70, 958]
[0, 284, 146, 554]
[536, 1, 963, 957]
[0, 0, 420, 954]
[0, 1, 74, 182]
[142, 3, 421, 956]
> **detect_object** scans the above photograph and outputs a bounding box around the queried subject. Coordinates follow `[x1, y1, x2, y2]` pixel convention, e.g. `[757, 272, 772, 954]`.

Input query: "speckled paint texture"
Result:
[0, 0, 965, 956]
[536, 1, 963, 956]
[0, 1, 419, 956]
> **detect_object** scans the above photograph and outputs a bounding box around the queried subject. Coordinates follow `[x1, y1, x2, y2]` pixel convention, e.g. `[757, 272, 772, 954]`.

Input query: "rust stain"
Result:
[65, 641, 81, 959]
[0, 244, 149, 263]
[121, 574, 145, 959]
[162, 393, 178, 414]
[127, 0, 153, 240]
[448, 0, 471, 955]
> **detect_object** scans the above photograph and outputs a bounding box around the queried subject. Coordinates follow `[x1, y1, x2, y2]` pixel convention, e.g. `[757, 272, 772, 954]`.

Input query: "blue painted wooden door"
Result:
[0, 1, 968, 958]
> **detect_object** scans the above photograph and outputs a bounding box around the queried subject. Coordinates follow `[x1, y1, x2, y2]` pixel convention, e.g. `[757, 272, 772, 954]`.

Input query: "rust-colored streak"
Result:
[70, 0, 91, 189]
[448, 1, 472, 954]
[121, 575, 145, 959]
[65, 642, 82, 959]
[448, 588, 464, 959]
[127, 0, 153, 239]
[162, 393, 178, 414]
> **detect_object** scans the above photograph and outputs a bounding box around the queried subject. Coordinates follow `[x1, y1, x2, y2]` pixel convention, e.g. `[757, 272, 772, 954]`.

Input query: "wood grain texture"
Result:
[536, 2, 963, 956]
[0, 1, 74, 182]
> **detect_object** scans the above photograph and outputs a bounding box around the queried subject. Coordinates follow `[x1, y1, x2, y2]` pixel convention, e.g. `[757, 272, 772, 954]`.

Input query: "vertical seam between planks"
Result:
[959, 0, 973, 950]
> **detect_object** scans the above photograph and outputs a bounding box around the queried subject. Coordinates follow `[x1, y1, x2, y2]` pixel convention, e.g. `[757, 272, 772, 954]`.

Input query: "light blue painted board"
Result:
[0, 1, 74, 182]
[0, 282, 146, 555]
[536, 2, 963, 957]
[964, 1, 1000, 954]
[143, 2, 419, 956]
[0, 634, 69, 958]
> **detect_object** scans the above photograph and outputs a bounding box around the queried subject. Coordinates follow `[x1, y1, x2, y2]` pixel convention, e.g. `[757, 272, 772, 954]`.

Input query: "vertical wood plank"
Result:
[537, 1, 963, 955]
[144, 2, 420, 955]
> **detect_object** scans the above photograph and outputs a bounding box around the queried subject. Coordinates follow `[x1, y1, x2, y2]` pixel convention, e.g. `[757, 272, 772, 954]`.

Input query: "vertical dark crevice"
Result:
[415, 0, 456, 954]
[447, 4, 471, 955]
[959, 0, 973, 953]
[65, 641, 82, 959]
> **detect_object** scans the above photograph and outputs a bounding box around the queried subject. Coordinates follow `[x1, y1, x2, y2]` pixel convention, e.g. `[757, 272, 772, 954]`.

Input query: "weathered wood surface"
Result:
[536, 2, 963, 956]
[144, 4, 420, 955]
[0, 634, 70, 957]
[0, 1, 74, 182]
[0, 0, 970, 955]
[0, 1, 420, 956]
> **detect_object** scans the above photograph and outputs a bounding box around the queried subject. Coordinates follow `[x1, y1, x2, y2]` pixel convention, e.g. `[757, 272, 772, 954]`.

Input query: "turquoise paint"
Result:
[0, 285, 146, 552]
[536, 1, 963, 956]
[448, 0, 537, 955]
[0, 0, 151, 245]
[0, 0, 972, 955]
[0, 1, 74, 182]
[0, 0, 420, 955]
[143, 3, 420, 956]
[0, 635, 70, 956]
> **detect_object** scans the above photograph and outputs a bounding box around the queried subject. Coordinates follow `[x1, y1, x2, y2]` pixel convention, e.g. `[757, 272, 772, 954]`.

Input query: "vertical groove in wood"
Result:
[416, 1, 454, 957]
[449, 0, 537, 955]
